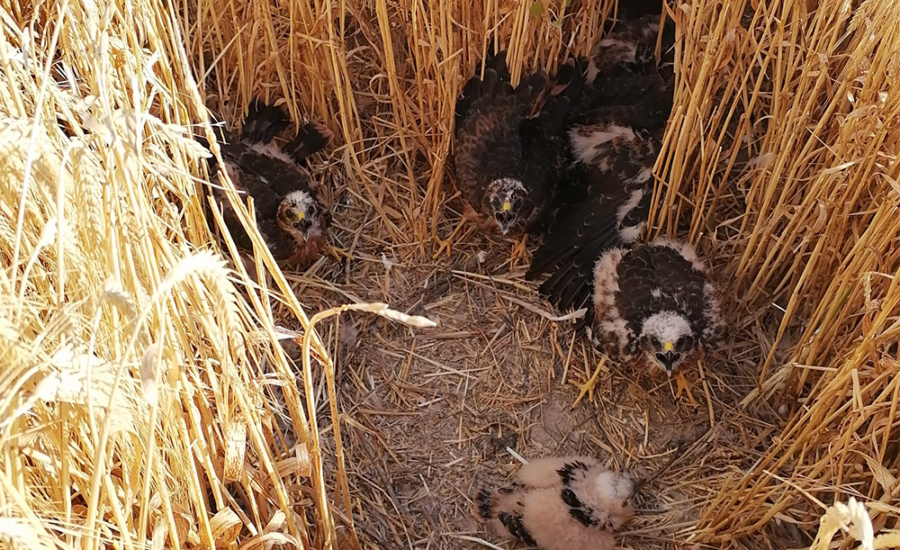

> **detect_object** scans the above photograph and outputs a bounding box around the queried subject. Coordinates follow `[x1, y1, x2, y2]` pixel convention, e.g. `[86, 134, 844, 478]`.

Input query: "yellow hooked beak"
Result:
[296, 210, 306, 221]
[663, 341, 675, 352]
[501, 201, 511, 212]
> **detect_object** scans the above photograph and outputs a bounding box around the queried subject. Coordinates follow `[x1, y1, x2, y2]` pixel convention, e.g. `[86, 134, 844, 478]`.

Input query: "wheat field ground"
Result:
[2, 1, 900, 550]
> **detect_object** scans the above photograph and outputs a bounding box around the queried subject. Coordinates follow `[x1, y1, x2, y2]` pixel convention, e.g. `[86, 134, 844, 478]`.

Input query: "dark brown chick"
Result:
[200, 98, 333, 270]
[453, 51, 582, 236]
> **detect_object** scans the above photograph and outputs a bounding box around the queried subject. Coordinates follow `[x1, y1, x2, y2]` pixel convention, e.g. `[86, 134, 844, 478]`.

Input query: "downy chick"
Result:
[475, 456, 635, 550]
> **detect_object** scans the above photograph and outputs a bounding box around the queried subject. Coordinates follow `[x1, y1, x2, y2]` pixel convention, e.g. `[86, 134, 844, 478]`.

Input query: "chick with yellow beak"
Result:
[638, 310, 694, 377]
[654, 340, 680, 375]
[487, 178, 527, 235]
[280, 190, 318, 241]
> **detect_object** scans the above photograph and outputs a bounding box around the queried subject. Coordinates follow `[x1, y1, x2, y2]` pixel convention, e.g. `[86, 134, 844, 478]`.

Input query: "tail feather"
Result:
[516, 70, 549, 110]
[283, 121, 334, 164]
[479, 67, 506, 104]
[551, 56, 588, 99]
[241, 98, 291, 144]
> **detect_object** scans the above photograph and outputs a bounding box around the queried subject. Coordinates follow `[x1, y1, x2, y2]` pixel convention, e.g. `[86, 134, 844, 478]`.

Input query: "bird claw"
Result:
[674, 370, 698, 407]
[571, 356, 607, 408]
[509, 234, 529, 265]
[324, 245, 350, 261]
[433, 219, 467, 260]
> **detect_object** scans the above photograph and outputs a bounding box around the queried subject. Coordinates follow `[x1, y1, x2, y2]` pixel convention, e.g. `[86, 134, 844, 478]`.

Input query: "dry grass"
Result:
[3, 0, 900, 549]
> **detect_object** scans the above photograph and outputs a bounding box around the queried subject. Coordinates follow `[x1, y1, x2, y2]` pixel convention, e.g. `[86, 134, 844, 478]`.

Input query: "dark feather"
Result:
[608, 0, 671, 22]
[528, 189, 635, 333]
[544, 57, 588, 128]
[527, 35, 674, 325]
[497, 512, 537, 547]
[196, 100, 331, 266]
[561, 488, 597, 527]
[591, 14, 676, 81]
[475, 487, 494, 521]
[284, 121, 334, 164]
[581, 81, 674, 130]
[557, 460, 593, 485]
[454, 50, 512, 128]
[453, 50, 578, 234]
[528, 120, 661, 321]
[615, 243, 711, 339]
[241, 98, 291, 144]
[204, 171, 297, 262]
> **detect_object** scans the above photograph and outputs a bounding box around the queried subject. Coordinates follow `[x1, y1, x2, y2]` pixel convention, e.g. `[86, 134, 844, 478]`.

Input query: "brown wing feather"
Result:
[589, 14, 675, 82]
[207, 158, 297, 262]
[221, 141, 318, 199]
[527, 55, 674, 326]
[527, 115, 661, 324]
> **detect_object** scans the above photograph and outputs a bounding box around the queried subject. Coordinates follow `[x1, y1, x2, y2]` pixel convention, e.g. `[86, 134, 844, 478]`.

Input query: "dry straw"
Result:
[2, 0, 900, 549]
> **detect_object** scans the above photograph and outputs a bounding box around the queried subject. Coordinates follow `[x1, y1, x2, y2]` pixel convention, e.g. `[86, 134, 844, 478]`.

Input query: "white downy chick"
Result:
[474, 456, 635, 550]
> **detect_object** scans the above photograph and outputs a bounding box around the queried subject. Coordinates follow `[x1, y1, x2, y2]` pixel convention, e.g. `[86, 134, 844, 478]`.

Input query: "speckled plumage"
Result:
[200, 98, 333, 269]
[587, 13, 676, 86]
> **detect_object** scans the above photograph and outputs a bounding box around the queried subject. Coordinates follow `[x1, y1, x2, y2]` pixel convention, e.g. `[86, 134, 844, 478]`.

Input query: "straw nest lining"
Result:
[2, 0, 900, 549]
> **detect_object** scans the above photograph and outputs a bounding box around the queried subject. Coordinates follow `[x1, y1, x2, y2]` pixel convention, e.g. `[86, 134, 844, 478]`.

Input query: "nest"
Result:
[2, 0, 900, 550]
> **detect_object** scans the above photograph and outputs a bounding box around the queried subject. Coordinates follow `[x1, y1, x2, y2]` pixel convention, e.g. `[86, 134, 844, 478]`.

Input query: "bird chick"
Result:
[199, 98, 333, 270]
[474, 456, 635, 550]
[525, 86, 673, 334]
[526, 14, 677, 334]
[453, 51, 582, 236]
[592, 238, 725, 377]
